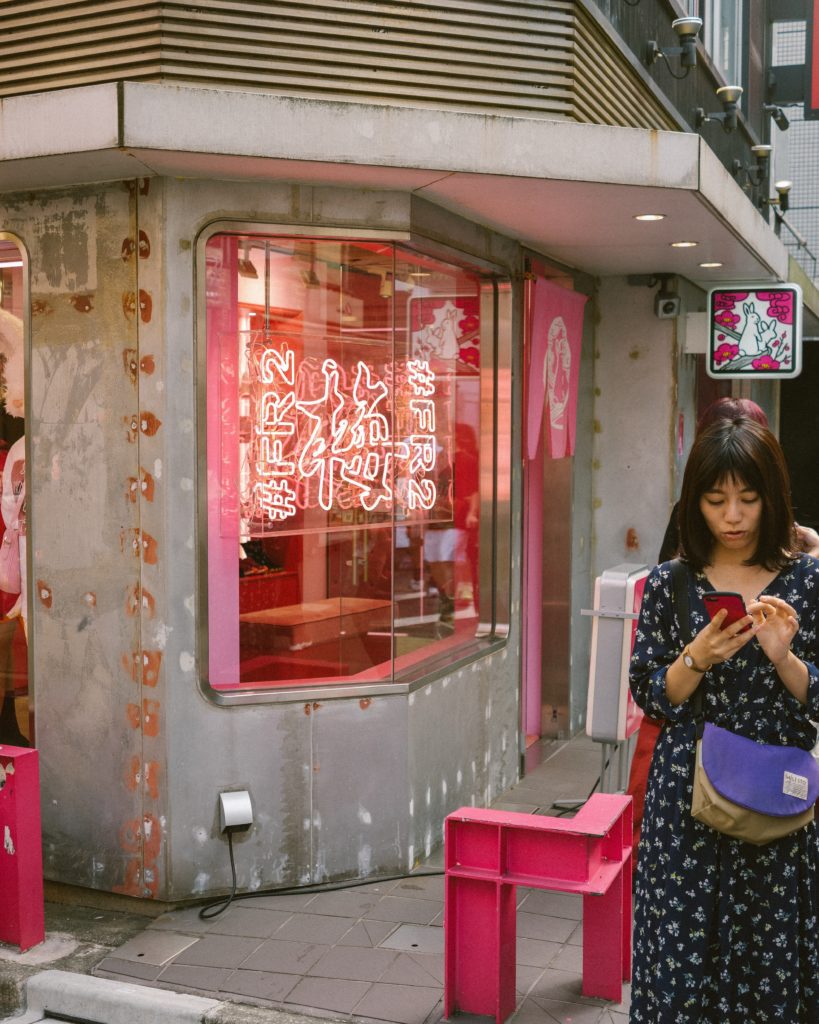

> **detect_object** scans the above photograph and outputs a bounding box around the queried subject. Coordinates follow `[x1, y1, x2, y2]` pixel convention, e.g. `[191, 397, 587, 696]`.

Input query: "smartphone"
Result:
[703, 591, 750, 630]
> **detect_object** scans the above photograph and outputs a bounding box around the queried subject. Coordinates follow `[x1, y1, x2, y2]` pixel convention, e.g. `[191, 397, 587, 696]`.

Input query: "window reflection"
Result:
[0, 239, 28, 744]
[206, 235, 486, 689]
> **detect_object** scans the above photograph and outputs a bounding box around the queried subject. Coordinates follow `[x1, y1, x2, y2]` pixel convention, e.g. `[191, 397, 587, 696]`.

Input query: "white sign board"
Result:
[706, 284, 802, 380]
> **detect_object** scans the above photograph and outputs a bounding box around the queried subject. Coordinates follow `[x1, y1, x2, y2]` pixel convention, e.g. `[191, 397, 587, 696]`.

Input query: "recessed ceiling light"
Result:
[670, 240, 698, 248]
[699, 261, 723, 268]
[634, 213, 666, 221]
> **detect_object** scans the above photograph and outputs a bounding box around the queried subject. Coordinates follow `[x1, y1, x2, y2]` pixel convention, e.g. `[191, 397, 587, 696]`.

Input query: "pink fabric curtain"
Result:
[526, 278, 587, 460]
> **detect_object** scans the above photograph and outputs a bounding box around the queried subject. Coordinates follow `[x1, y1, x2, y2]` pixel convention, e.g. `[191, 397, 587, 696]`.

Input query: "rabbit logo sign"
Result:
[707, 284, 802, 380]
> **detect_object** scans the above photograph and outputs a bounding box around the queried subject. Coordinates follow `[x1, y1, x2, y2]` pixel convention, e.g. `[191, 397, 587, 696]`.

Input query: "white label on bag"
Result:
[783, 771, 809, 800]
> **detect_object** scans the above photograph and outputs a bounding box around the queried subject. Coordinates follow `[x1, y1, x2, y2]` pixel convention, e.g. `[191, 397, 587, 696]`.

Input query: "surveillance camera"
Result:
[654, 292, 682, 319]
[764, 104, 790, 132]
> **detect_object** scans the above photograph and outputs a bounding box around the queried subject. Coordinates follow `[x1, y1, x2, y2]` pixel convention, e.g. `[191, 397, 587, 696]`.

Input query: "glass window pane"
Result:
[205, 234, 489, 691]
[0, 239, 28, 744]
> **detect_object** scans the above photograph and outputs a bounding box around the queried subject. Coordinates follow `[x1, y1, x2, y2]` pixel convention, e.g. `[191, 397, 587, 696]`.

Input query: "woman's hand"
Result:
[750, 595, 809, 704]
[749, 595, 799, 666]
[665, 610, 757, 705]
[687, 608, 758, 668]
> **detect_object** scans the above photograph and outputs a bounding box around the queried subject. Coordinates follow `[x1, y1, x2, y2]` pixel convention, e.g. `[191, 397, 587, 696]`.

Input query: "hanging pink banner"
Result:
[527, 279, 587, 460]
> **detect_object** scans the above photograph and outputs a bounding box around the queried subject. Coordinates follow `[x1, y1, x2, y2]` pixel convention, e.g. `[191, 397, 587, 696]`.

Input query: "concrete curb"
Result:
[9, 970, 221, 1024]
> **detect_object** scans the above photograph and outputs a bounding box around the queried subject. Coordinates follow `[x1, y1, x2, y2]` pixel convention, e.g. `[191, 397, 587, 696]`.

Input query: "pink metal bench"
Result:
[444, 794, 632, 1022]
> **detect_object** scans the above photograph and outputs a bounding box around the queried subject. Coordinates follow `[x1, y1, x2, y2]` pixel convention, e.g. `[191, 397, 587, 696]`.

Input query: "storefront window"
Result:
[203, 232, 506, 691]
[0, 238, 28, 742]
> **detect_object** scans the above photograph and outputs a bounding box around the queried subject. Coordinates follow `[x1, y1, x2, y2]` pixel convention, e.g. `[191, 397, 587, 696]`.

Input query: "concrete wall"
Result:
[591, 276, 687, 576]
[2, 178, 522, 901]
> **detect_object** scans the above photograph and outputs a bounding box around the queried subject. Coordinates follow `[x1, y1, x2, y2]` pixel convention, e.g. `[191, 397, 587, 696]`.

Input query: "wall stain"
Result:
[140, 412, 162, 436]
[36, 580, 52, 609]
[68, 294, 94, 313]
[139, 291, 153, 324]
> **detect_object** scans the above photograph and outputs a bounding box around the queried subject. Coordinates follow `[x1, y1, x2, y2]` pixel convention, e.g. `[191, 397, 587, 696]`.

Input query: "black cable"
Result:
[198, 844, 445, 919]
[199, 828, 239, 919]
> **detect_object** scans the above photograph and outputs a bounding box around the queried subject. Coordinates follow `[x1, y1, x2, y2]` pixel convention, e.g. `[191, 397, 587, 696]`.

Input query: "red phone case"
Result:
[703, 591, 748, 629]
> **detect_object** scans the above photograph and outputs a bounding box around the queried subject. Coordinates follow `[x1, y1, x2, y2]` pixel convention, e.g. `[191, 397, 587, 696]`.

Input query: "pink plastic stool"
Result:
[444, 794, 632, 1023]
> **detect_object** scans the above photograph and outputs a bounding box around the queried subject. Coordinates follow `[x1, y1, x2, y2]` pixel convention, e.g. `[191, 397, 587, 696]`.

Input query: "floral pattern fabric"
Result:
[628, 557, 819, 1023]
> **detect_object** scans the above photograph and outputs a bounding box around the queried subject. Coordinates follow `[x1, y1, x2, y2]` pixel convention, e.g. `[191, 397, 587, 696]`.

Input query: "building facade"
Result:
[1, 0, 817, 902]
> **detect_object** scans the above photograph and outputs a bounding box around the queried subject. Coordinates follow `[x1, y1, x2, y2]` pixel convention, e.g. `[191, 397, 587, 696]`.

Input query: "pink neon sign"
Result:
[240, 341, 443, 532]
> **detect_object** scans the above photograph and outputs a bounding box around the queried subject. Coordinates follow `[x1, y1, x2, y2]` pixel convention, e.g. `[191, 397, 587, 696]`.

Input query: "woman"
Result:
[626, 398, 771, 859]
[629, 417, 819, 1023]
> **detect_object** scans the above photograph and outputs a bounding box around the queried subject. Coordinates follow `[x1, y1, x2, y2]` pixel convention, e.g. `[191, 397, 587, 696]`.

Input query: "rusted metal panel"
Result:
[0, 183, 147, 893]
[0, 177, 522, 901]
[0, 0, 672, 130]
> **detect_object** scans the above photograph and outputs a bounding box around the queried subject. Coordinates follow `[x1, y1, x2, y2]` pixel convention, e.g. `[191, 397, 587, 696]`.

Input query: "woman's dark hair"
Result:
[678, 417, 795, 572]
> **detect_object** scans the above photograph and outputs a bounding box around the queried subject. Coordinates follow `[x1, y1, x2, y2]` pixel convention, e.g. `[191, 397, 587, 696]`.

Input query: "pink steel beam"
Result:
[444, 794, 632, 1022]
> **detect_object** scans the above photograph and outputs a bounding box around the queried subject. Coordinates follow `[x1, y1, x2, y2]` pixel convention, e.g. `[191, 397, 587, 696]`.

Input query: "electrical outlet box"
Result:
[218, 790, 253, 832]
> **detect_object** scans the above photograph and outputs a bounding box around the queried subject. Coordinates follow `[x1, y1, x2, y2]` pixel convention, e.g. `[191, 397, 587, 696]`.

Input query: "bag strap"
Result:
[669, 558, 705, 737]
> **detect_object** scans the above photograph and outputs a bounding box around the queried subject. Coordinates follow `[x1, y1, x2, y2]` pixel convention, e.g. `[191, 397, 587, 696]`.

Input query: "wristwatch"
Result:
[682, 645, 712, 673]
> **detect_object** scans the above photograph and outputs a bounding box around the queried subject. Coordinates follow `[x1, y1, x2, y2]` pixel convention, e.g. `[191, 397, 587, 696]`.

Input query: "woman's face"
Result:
[699, 474, 762, 560]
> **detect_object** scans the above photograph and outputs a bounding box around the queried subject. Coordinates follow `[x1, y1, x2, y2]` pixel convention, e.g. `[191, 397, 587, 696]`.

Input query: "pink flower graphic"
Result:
[715, 310, 740, 329]
[714, 291, 748, 309]
[714, 342, 739, 366]
[751, 354, 780, 370]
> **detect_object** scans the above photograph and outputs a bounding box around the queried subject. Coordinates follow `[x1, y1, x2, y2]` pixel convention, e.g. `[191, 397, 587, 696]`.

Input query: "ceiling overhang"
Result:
[1, 81, 817, 329]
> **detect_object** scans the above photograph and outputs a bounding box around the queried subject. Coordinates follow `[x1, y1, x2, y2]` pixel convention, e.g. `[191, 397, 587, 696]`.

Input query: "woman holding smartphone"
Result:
[629, 416, 819, 1023]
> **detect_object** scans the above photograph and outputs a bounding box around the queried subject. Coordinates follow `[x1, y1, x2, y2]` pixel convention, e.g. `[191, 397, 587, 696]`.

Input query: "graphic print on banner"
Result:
[527, 278, 588, 459]
[707, 285, 803, 380]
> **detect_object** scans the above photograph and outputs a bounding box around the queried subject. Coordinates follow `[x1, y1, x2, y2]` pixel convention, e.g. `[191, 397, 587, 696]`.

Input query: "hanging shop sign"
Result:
[706, 284, 802, 380]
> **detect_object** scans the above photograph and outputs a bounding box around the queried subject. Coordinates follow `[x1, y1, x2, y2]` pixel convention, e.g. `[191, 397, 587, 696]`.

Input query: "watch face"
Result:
[683, 653, 693, 668]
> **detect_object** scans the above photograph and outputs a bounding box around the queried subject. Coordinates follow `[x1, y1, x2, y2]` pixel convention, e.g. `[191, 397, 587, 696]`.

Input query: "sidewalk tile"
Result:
[219, 968, 301, 1002]
[94, 957, 162, 982]
[408, 952, 444, 985]
[147, 907, 215, 933]
[301, 890, 382, 918]
[338, 920, 399, 948]
[391, 876, 445, 901]
[240, 893, 317, 911]
[158, 964, 233, 993]
[377, 953, 443, 988]
[306, 945, 398, 981]
[352, 981, 442, 1024]
[516, 937, 562, 968]
[366, 896, 441, 925]
[529, 968, 604, 1006]
[514, 964, 545, 996]
[567, 922, 583, 946]
[200, 906, 292, 938]
[286, 976, 372, 1013]
[518, 891, 583, 920]
[242, 938, 328, 973]
[378, 924, 444, 955]
[172, 934, 263, 968]
[549, 944, 582, 973]
[518, 995, 607, 1023]
[275, 913, 357, 943]
[517, 912, 577, 943]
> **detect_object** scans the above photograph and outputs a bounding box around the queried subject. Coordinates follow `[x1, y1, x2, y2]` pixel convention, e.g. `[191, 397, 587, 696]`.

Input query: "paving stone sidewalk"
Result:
[92, 733, 631, 1024]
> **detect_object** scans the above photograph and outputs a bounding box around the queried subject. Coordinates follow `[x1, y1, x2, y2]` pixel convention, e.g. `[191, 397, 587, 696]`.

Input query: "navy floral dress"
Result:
[629, 556, 819, 1023]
